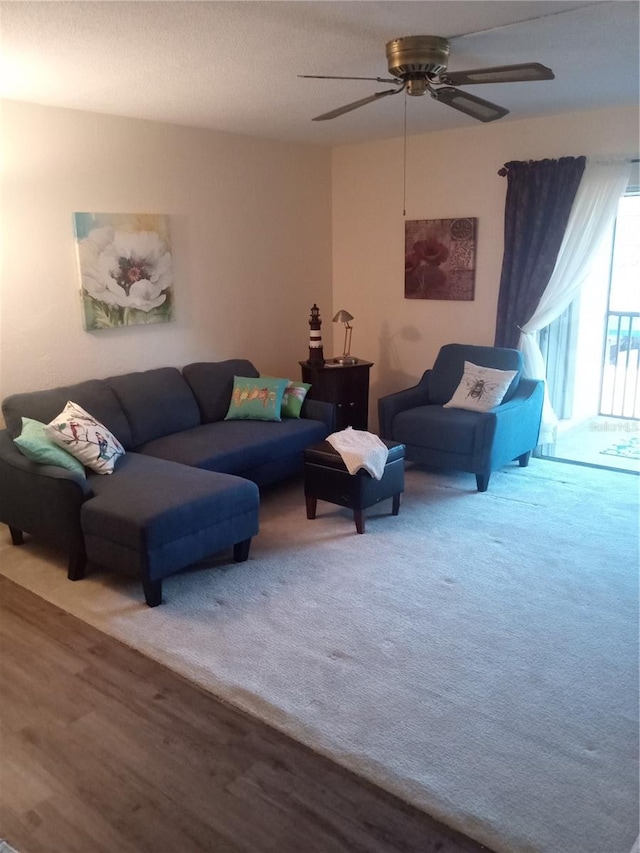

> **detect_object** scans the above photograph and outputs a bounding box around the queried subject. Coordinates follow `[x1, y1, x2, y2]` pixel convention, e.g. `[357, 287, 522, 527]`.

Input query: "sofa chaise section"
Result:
[82, 453, 259, 606]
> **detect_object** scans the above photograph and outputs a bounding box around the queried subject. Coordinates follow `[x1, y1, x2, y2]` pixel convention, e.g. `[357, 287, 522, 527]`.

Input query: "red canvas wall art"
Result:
[405, 218, 477, 301]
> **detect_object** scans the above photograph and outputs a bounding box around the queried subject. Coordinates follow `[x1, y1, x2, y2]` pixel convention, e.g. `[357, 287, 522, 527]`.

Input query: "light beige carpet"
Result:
[1, 460, 638, 853]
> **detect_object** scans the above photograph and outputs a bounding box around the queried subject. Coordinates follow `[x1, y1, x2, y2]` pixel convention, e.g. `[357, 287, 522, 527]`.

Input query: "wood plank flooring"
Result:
[0, 575, 493, 853]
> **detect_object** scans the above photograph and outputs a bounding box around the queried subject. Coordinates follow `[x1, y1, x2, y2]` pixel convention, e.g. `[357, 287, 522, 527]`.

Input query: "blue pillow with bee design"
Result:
[224, 376, 289, 421]
[443, 362, 517, 413]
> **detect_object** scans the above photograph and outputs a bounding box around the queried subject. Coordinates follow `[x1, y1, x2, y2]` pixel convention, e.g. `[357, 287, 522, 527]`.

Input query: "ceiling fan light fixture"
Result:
[406, 78, 429, 97]
[385, 35, 450, 78]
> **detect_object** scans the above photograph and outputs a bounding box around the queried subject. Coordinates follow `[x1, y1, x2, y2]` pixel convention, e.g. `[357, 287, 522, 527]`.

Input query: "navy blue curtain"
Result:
[494, 157, 586, 349]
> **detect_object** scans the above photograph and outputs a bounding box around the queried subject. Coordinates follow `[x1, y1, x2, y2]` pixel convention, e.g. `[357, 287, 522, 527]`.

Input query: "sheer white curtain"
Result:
[518, 159, 632, 443]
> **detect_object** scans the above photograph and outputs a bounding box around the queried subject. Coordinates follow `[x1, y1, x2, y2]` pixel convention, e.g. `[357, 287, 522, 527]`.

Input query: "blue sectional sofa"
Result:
[0, 359, 333, 605]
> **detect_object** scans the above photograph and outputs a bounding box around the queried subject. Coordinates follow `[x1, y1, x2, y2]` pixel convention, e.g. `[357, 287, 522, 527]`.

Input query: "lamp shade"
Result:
[333, 310, 354, 324]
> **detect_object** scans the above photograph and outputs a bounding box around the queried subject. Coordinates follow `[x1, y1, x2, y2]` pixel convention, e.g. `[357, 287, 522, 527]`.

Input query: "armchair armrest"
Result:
[378, 370, 431, 439]
[497, 377, 543, 413]
[483, 378, 544, 469]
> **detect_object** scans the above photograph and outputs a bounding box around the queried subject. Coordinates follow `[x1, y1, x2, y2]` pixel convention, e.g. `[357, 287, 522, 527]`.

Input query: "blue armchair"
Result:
[378, 343, 544, 491]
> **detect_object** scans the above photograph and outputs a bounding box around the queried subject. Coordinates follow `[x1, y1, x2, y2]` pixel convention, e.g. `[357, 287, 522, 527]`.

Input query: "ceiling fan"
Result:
[300, 35, 554, 122]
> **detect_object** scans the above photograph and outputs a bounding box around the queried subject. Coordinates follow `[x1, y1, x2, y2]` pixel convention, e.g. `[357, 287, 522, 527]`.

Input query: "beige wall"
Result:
[0, 101, 332, 403]
[2, 101, 639, 433]
[331, 106, 639, 427]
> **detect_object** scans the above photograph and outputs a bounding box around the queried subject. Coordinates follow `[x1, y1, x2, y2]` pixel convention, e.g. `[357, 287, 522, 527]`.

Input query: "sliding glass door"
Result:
[537, 189, 639, 471]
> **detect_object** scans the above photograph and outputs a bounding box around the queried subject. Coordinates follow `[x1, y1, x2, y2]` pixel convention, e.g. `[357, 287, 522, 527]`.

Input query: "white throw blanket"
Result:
[326, 427, 389, 480]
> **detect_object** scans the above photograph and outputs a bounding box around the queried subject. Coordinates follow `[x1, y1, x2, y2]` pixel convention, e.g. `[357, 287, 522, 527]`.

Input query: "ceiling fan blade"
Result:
[442, 62, 555, 86]
[299, 74, 400, 84]
[312, 87, 403, 121]
[432, 87, 509, 122]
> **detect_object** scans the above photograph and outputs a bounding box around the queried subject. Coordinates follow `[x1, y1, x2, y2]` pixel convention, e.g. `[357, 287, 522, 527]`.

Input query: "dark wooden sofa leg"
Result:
[233, 538, 252, 563]
[67, 542, 87, 581]
[392, 493, 401, 516]
[518, 451, 532, 467]
[143, 579, 163, 607]
[305, 495, 317, 520]
[476, 473, 490, 492]
[9, 526, 24, 546]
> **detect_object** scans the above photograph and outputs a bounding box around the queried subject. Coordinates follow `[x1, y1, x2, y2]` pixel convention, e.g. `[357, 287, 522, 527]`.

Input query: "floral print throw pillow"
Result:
[44, 401, 125, 474]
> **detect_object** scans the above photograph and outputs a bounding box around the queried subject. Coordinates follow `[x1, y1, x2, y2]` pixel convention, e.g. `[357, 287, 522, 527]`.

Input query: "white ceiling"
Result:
[1, 1, 638, 147]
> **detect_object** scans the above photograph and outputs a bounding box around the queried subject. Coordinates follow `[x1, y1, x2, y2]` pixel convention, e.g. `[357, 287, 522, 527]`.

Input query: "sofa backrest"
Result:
[2, 361, 261, 449]
[2, 379, 134, 447]
[429, 343, 523, 405]
[107, 367, 201, 448]
[182, 360, 259, 423]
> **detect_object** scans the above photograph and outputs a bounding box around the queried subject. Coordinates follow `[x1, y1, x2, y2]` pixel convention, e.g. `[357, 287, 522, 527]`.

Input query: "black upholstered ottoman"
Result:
[80, 454, 260, 606]
[303, 439, 405, 533]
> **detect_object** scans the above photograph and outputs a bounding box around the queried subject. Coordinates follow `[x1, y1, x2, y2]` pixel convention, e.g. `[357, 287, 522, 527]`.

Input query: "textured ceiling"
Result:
[1, 1, 638, 146]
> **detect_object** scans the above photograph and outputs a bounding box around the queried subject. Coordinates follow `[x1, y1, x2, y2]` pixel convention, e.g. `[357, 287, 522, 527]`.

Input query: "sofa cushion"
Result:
[2, 379, 133, 448]
[108, 367, 201, 447]
[392, 405, 480, 455]
[84, 452, 259, 554]
[428, 344, 523, 405]
[137, 418, 328, 476]
[182, 360, 259, 423]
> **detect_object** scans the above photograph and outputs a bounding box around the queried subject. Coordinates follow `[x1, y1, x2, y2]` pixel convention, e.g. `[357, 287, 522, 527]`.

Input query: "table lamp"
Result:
[332, 310, 357, 364]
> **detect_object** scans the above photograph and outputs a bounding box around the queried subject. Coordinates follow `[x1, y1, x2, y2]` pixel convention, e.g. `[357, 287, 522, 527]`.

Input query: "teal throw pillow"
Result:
[225, 376, 288, 422]
[281, 382, 311, 418]
[14, 417, 86, 477]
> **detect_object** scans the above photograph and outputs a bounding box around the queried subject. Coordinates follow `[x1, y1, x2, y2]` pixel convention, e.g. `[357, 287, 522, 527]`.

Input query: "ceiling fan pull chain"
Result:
[403, 89, 408, 217]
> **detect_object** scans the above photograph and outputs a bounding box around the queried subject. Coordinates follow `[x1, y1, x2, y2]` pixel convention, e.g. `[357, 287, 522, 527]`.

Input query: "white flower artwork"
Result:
[74, 213, 174, 329]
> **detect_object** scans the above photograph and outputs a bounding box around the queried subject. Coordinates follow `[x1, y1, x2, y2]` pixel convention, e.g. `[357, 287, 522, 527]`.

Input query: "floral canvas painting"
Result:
[405, 217, 477, 301]
[74, 213, 173, 329]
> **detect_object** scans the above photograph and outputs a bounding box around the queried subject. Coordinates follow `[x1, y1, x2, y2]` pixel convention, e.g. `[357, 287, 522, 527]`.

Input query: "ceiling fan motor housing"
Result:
[385, 35, 450, 79]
